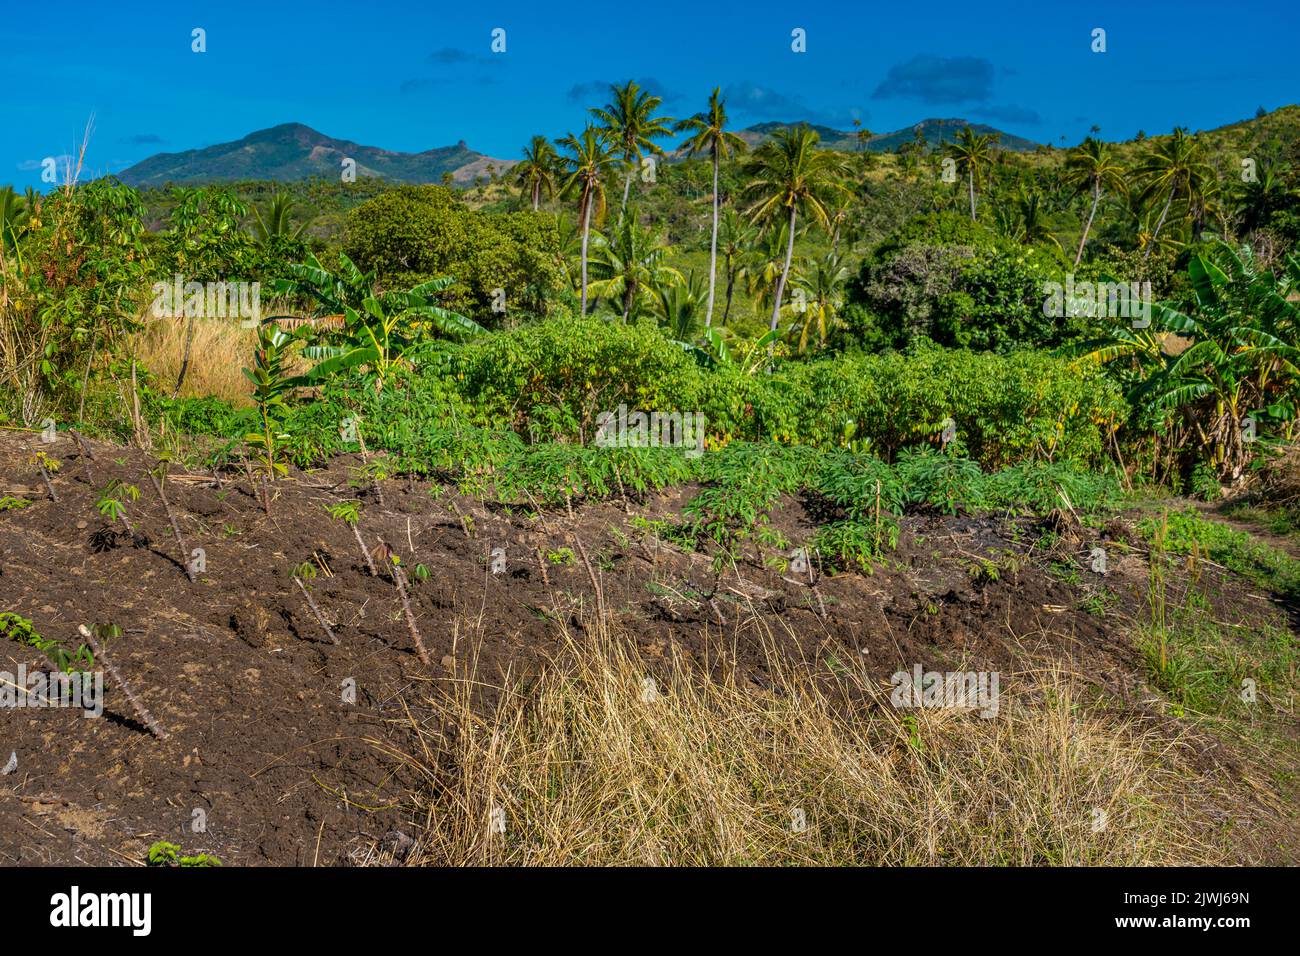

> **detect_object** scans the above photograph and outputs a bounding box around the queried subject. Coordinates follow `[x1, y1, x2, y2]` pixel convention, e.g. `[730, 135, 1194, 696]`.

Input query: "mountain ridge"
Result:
[116, 122, 512, 188]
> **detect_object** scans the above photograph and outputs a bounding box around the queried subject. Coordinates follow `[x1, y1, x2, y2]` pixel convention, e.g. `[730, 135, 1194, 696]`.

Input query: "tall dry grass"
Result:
[375, 613, 1237, 866]
[133, 316, 258, 404]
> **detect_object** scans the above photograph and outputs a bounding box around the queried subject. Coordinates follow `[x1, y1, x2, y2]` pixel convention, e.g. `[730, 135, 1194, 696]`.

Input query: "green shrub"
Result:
[454, 316, 705, 442]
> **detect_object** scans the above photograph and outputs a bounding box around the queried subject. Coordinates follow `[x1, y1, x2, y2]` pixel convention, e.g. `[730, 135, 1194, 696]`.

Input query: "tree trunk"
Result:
[1074, 180, 1101, 268]
[173, 309, 197, 398]
[968, 168, 977, 221]
[705, 147, 720, 328]
[580, 191, 591, 316]
[1146, 185, 1176, 261]
[619, 160, 633, 223]
[722, 269, 735, 326]
[769, 204, 798, 347]
[532, 181, 540, 212]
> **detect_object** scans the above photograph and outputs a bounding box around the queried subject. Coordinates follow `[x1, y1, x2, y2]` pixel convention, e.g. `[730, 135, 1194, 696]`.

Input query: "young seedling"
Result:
[0, 612, 93, 672]
[291, 563, 338, 644]
[79, 623, 168, 740]
[96, 480, 141, 537]
[31, 452, 59, 502]
[242, 324, 296, 515]
[326, 501, 377, 576]
[147, 841, 222, 867]
[373, 537, 429, 665]
[147, 463, 197, 583]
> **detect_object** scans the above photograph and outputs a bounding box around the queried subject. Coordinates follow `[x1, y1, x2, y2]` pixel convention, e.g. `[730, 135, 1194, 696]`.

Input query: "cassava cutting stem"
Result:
[79, 625, 168, 740]
[377, 537, 429, 664]
[37, 462, 57, 502]
[148, 470, 196, 583]
[571, 534, 606, 620]
[293, 576, 338, 644]
[351, 521, 377, 576]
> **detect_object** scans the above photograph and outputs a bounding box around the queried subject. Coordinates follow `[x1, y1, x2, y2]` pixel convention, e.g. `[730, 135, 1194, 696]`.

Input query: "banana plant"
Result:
[1075, 240, 1300, 479]
[270, 252, 486, 390]
[684, 326, 780, 376]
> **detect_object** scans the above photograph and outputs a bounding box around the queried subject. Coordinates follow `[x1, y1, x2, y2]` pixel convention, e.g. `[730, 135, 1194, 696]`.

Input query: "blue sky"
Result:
[2, 0, 1296, 190]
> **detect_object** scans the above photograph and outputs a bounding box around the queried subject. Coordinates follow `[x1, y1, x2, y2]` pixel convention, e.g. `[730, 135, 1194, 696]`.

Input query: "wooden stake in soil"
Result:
[375, 538, 430, 664]
[293, 576, 339, 644]
[78, 624, 168, 740]
[147, 469, 197, 583]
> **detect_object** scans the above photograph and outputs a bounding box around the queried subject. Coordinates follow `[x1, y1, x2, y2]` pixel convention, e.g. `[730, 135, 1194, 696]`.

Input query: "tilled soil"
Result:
[0, 429, 1293, 864]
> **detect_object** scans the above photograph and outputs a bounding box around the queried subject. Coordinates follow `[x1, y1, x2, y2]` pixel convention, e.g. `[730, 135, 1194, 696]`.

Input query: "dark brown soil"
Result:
[0, 430, 1294, 865]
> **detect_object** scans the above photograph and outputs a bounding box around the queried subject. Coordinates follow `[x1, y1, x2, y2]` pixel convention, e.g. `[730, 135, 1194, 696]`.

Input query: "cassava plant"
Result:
[326, 501, 377, 576]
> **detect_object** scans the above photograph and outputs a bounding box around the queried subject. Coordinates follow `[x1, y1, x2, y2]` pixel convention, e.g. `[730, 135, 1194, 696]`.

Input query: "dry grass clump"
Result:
[383, 615, 1235, 866]
[132, 316, 258, 404]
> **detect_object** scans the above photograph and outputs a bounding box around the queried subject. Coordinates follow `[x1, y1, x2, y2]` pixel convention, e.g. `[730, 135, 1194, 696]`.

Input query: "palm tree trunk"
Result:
[1074, 181, 1101, 268]
[968, 169, 977, 221]
[723, 269, 736, 326]
[619, 160, 633, 223]
[705, 148, 720, 328]
[770, 205, 798, 339]
[532, 181, 540, 212]
[580, 192, 591, 316]
[1146, 187, 1175, 261]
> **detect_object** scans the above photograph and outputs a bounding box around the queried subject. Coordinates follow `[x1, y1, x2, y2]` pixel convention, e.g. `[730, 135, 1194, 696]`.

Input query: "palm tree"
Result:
[590, 80, 675, 220]
[1134, 127, 1214, 260]
[559, 126, 619, 316]
[740, 126, 851, 339]
[1234, 164, 1287, 236]
[1063, 137, 1126, 267]
[674, 87, 747, 328]
[1014, 187, 1062, 252]
[789, 253, 849, 353]
[514, 135, 561, 211]
[251, 192, 312, 245]
[587, 207, 682, 322]
[717, 209, 757, 325]
[744, 221, 795, 319]
[943, 126, 1000, 221]
[653, 271, 708, 341]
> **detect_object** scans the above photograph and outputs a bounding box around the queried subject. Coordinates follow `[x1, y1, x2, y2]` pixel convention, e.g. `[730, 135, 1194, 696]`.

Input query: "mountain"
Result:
[115, 123, 515, 188]
[736, 118, 1040, 153]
